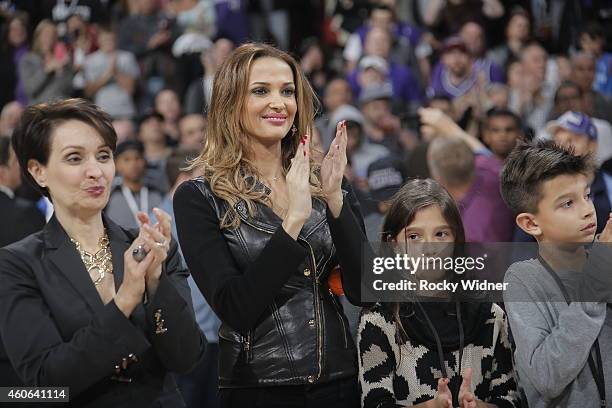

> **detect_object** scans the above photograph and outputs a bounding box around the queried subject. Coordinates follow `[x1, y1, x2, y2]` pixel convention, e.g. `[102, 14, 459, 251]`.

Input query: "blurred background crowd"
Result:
[0, 0, 611, 236]
[0, 0, 611, 406]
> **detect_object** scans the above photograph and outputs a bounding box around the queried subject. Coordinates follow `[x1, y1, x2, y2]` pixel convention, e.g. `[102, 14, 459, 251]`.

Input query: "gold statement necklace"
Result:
[70, 231, 113, 286]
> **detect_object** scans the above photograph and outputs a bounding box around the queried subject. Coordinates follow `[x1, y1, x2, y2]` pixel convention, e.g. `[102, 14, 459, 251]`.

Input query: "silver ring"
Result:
[132, 245, 148, 262]
[155, 239, 167, 247]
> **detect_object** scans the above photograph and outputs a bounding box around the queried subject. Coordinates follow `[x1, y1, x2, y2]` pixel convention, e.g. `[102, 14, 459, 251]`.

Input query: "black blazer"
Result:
[0, 214, 206, 407]
[0, 190, 45, 248]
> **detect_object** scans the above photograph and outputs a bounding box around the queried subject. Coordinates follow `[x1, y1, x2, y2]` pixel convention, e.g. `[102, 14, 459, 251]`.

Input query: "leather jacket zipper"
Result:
[240, 217, 324, 382]
[303, 239, 323, 382]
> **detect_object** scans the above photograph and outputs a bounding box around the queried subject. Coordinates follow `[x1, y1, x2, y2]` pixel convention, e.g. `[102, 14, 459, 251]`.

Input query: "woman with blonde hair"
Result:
[18, 19, 73, 105]
[174, 42, 366, 407]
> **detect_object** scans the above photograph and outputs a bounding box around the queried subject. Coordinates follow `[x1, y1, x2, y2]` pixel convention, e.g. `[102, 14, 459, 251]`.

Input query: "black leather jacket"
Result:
[190, 177, 359, 387]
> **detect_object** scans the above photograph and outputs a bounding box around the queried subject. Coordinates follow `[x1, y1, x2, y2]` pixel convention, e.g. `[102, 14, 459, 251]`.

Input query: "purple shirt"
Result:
[459, 155, 514, 243]
[13, 45, 29, 106]
[215, 0, 249, 45]
[427, 58, 504, 99]
[347, 62, 423, 104]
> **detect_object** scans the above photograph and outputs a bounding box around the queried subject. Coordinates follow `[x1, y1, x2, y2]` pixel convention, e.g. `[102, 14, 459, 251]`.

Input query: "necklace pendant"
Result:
[71, 230, 113, 287]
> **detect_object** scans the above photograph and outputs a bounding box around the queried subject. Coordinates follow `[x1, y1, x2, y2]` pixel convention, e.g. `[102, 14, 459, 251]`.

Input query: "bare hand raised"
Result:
[282, 135, 312, 239]
[321, 120, 348, 216]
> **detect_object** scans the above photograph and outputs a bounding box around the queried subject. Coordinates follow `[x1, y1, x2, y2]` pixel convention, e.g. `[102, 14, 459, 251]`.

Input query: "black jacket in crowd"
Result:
[0, 214, 207, 407]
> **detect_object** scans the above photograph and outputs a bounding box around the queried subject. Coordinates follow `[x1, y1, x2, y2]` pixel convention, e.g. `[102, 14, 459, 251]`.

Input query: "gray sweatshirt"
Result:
[503, 258, 612, 408]
[18, 53, 73, 105]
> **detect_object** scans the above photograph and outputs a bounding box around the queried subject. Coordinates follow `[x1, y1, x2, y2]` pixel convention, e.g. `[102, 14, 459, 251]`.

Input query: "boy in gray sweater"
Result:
[500, 140, 612, 408]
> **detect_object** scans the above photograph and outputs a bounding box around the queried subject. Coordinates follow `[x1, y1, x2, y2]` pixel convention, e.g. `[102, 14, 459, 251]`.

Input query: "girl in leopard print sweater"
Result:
[358, 179, 519, 408]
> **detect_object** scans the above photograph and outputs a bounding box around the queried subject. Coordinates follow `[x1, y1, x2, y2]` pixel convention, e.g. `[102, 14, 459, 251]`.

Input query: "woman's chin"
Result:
[77, 196, 109, 214]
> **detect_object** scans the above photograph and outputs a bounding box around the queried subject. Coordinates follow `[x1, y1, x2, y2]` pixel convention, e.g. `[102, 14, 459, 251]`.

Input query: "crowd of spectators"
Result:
[1, 0, 611, 406]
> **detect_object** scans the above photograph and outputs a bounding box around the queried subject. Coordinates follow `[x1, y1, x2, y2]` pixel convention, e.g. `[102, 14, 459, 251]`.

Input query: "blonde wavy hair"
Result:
[187, 43, 323, 229]
[32, 19, 56, 56]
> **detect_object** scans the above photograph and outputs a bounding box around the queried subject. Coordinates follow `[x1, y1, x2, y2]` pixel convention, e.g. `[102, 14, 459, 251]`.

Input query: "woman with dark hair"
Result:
[173, 42, 365, 407]
[0, 13, 29, 107]
[358, 178, 518, 408]
[487, 8, 532, 69]
[0, 98, 206, 407]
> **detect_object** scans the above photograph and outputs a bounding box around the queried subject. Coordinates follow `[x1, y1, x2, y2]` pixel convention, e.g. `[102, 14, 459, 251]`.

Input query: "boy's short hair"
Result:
[500, 140, 596, 215]
[115, 139, 144, 159]
[485, 108, 522, 130]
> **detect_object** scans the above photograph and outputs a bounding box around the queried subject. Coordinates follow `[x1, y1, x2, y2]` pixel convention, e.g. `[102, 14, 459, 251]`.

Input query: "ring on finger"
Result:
[154, 239, 167, 247]
[132, 245, 148, 262]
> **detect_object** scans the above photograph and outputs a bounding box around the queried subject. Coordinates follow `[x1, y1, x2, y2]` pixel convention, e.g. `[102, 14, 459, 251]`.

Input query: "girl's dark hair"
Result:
[381, 178, 465, 244]
[380, 178, 466, 344]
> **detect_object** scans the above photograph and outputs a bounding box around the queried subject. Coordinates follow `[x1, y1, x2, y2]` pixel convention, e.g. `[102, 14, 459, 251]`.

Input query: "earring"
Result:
[291, 125, 297, 135]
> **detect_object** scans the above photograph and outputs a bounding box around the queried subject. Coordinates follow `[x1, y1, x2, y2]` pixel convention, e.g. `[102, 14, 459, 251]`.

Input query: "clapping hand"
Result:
[283, 134, 313, 239]
[321, 120, 348, 217]
[435, 377, 453, 408]
[113, 208, 172, 316]
[458, 368, 477, 408]
[136, 208, 172, 296]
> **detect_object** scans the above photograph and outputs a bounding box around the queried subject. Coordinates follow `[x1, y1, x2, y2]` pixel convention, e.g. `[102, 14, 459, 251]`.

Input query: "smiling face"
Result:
[521, 173, 596, 243]
[242, 57, 297, 146]
[28, 120, 115, 216]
